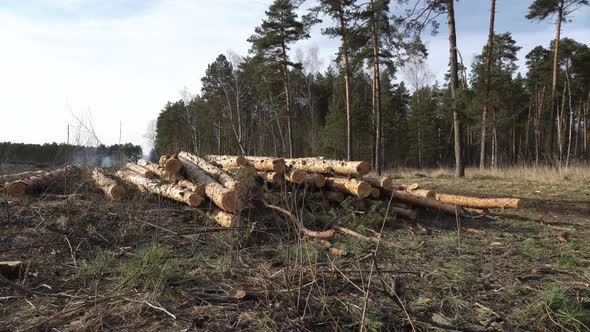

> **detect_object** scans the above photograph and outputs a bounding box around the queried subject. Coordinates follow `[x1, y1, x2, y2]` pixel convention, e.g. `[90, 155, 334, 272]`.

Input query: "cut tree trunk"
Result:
[138, 159, 205, 196]
[206, 155, 248, 168]
[242, 156, 286, 174]
[434, 193, 522, 209]
[304, 173, 326, 188]
[178, 157, 241, 212]
[370, 188, 380, 199]
[209, 208, 239, 227]
[325, 177, 372, 199]
[116, 169, 202, 207]
[258, 171, 284, 184]
[285, 169, 306, 184]
[284, 158, 371, 177]
[391, 183, 420, 191]
[382, 188, 460, 216]
[126, 163, 156, 179]
[1, 170, 48, 185]
[179, 152, 243, 193]
[407, 189, 435, 198]
[5, 166, 78, 197]
[92, 168, 126, 200]
[365, 176, 394, 189]
[324, 190, 345, 203]
[159, 155, 183, 175]
[223, 165, 258, 179]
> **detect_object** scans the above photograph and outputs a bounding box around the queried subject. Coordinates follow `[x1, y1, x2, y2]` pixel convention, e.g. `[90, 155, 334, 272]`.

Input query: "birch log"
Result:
[209, 208, 239, 227]
[285, 169, 306, 184]
[325, 177, 372, 199]
[92, 168, 126, 200]
[304, 173, 326, 188]
[258, 171, 284, 184]
[435, 193, 523, 209]
[284, 158, 371, 177]
[126, 163, 156, 179]
[381, 188, 459, 215]
[365, 176, 394, 188]
[138, 159, 205, 196]
[5, 166, 77, 197]
[244, 156, 286, 174]
[178, 152, 242, 192]
[1, 170, 48, 185]
[116, 170, 202, 207]
[206, 155, 248, 168]
[178, 158, 241, 212]
[159, 155, 183, 175]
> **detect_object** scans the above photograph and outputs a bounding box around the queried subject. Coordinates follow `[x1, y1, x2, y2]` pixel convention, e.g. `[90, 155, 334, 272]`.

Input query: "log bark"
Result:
[285, 169, 306, 184]
[304, 173, 326, 188]
[284, 158, 371, 177]
[209, 208, 239, 227]
[407, 189, 435, 198]
[324, 190, 345, 203]
[224, 165, 257, 179]
[381, 188, 460, 216]
[116, 169, 202, 207]
[178, 152, 242, 192]
[392, 183, 420, 191]
[1, 170, 48, 185]
[206, 155, 248, 168]
[92, 168, 126, 200]
[126, 163, 156, 179]
[370, 188, 380, 199]
[138, 159, 205, 196]
[434, 193, 522, 209]
[325, 177, 372, 199]
[243, 156, 286, 174]
[365, 176, 393, 188]
[178, 158, 241, 212]
[159, 155, 183, 175]
[258, 171, 284, 184]
[6, 166, 77, 197]
[391, 207, 417, 220]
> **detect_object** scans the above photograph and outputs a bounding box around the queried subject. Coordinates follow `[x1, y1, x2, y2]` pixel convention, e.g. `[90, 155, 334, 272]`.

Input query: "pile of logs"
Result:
[3, 153, 523, 232]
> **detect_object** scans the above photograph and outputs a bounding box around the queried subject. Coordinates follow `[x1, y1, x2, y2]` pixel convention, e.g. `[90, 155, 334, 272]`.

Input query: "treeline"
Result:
[154, 0, 590, 175]
[0, 142, 143, 167]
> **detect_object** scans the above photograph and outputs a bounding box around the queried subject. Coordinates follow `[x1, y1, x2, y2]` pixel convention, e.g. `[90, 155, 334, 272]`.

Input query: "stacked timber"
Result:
[5, 166, 78, 197]
[92, 168, 126, 200]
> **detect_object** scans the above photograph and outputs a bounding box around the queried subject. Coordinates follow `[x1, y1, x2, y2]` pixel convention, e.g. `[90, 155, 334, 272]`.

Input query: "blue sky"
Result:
[0, 0, 588, 151]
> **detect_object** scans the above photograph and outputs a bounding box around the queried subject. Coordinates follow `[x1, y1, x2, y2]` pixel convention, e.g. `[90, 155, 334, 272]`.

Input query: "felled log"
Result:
[5, 166, 77, 197]
[285, 169, 306, 184]
[138, 159, 205, 196]
[258, 171, 284, 184]
[370, 188, 380, 199]
[284, 158, 371, 177]
[392, 183, 420, 191]
[244, 156, 286, 174]
[325, 177, 372, 199]
[178, 158, 241, 212]
[126, 163, 156, 179]
[324, 190, 345, 203]
[209, 208, 239, 227]
[116, 170, 202, 207]
[407, 189, 435, 198]
[381, 188, 459, 216]
[304, 173, 326, 188]
[179, 152, 243, 193]
[224, 165, 258, 179]
[365, 176, 394, 188]
[206, 155, 248, 168]
[391, 207, 417, 220]
[434, 193, 523, 209]
[159, 155, 183, 175]
[91, 168, 126, 200]
[1, 170, 48, 185]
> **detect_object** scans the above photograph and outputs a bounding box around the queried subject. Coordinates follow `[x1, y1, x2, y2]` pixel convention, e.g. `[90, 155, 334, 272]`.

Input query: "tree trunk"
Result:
[159, 155, 183, 175]
[434, 193, 522, 209]
[5, 166, 78, 197]
[447, 0, 464, 177]
[207, 155, 248, 168]
[325, 177, 372, 198]
[209, 208, 239, 228]
[1, 170, 48, 185]
[92, 168, 126, 200]
[258, 171, 284, 184]
[364, 176, 393, 189]
[116, 169, 202, 207]
[281, 42, 294, 158]
[242, 156, 286, 173]
[177, 158, 241, 212]
[480, 0, 496, 170]
[491, 98, 498, 168]
[566, 69, 574, 168]
[126, 163, 156, 179]
[285, 169, 306, 184]
[138, 159, 206, 196]
[304, 173, 326, 188]
[338, 1, 353, 161]
[548, 0, 564, 160]
[369, 0, 382, 175]
[381, 188, 460, 215]
[284, 158, 371, 177]
[178, 152, 243, 192]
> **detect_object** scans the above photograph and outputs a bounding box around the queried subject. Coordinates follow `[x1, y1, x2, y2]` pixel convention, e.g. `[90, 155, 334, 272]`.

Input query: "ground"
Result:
[1, 168, 589, 331]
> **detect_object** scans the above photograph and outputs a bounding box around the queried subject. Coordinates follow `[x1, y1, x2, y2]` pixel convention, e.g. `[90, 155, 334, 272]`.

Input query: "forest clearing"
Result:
[1, 156, 589, 331]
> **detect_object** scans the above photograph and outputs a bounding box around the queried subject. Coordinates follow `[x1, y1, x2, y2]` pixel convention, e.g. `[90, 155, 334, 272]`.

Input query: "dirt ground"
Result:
[1, 170, 589, 331]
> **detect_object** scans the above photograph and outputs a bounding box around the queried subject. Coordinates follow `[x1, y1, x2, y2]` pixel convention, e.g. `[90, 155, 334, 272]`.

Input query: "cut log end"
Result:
[220, 191, 241, 212]
[110, 185, 127, 201]
[370, 188, 380, 199]
[6, 181, 26, 197]
[210, 208, 238, 227]
[286, 169, 306, 184]
[187, 193, 203, 207]
[355, 161, 372, 176]
[313, 174, 326, 188]
[356, 182, 372, 199]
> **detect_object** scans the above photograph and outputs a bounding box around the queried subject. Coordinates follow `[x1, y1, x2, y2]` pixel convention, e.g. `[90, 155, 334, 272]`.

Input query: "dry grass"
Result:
[393, 164, 590, 182]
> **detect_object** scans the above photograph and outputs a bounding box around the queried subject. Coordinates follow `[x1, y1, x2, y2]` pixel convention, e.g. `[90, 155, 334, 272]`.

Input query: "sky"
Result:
[0, 0, 589, 153]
